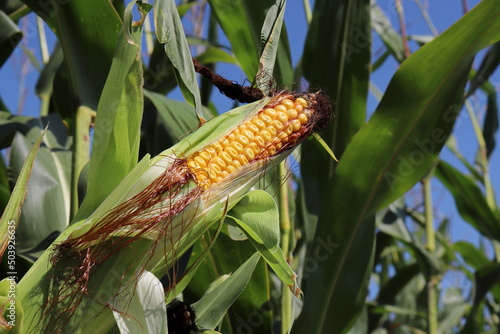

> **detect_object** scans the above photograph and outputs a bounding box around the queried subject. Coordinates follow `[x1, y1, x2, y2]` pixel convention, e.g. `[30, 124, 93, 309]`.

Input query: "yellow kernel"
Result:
[219, 151, 233, 165]
[285, 124, 293, 135]
[273, 120, 284, 130]
[275, 142, 283, 150]
[243, 148, 255, 161]
[187, 160, 198, 169]
[215, 176, 223, 183]
[231, 141, 244, 152]
[232, 160, 242, 169]
[208, 165, 222, 180]
[225, 147, 239, 159]
[241, 130, 255, 141]
[266, 146, 277, 156]
[259, 130, 272, 142]
[296, 97, 308, 108]
[238, 124, 248, 133]
[232, 129, 241, 137]
[253, 119, 267, 130]
[275, 104, 287, 113]
[297, 113, 308, 124]
[221, 170, 229, 179]
[286, 108, 298, 119]
[248, 142, 260, 155]
[205, 146, 216, 155]
[264, 108, 276, 118]
[213, 157, 226, 169]
[227, 132, 236, 142]
[277, 112, 288, 123]
[266, 126, 277, 138]
[236, 135, 250, 146]
[282, 99, 294, 109]
[220, 138, 230, 149]
[212, 143, 223, 153]
[238, 155, 249, 166]
[291, 119, 302, 132]
[197, 173, 208, 182]
[194, 156, 208, 168]
[259, 114, 273, 125]
[294, 103, 304, 113]
[199, 151, 212, 162]
[254, 135, 265, 147]
[278, 132, 289, 143]
[226, 165, 236, 174]
[247, 123, 260, 134]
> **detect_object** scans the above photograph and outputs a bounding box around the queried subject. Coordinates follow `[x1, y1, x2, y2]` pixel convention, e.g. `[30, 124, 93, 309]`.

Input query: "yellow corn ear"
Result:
[186, 92, 327, 190]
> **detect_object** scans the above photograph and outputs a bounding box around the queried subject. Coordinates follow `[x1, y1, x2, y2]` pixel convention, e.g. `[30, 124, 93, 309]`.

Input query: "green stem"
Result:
[423, 178, 435, 252]
[279, 162, 292, 334]
[422, 170, 438, 334]
[39, 94, 50, 117]
[71, 106, 92, 219]
[465, 100, 496, 209]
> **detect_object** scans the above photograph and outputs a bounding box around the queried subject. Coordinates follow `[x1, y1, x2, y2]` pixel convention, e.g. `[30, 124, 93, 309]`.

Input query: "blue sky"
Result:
[1, 0, 498, 249]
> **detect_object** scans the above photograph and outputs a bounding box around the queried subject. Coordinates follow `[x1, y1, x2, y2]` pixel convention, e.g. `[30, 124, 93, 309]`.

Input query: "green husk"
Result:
[16, 96, 302, 333]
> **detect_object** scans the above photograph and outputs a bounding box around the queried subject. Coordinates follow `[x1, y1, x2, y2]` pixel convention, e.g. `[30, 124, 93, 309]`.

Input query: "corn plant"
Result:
[1, 0, 500, 333]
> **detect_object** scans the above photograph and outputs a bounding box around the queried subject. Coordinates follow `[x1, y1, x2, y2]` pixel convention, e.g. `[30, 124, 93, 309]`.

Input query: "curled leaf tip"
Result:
[313, 133, 339, 162]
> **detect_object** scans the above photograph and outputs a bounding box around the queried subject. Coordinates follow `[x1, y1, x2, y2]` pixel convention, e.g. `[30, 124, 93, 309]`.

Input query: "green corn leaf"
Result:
[192, 252, 261, 330]
[163, 219, 224, 303]
[227, 190, 299, 296]
[370, 3, 405, 63]
[300, 0, 370, 238]
[154, 0, 203, 121]
[208, 0, 260, 80]
[436, 160, 500, 240]
[75, 1, 147, 221]
[208, 0, 293, 85]
[295, 0, 500, 333]
[228, 190, 280, 253]
[462, 264, 500, 333]
[144, 89, 200, 148]
[466, 41, 500, 97]
[454, 241, 491, 270]
[0, 128, 45, 259]
[196, 47, 237, 65]
[22, 0, 122, 110]
[8, 130, 70, 261]
[0, 10, 21, 67]
[35, 44, 63, 105]
[256, 0, 286, 94]
[183, 231, 273, 333]
[480, 80, 499, 158]
[302, 0, 370, 159]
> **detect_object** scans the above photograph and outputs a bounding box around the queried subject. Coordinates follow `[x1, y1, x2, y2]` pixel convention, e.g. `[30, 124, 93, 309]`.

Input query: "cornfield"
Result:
[1, 0, 500, 333]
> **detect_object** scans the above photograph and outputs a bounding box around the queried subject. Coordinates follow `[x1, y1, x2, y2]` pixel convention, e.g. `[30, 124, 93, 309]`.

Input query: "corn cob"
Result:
[38, 91, 330, 333]
[186, 92, 330, 190]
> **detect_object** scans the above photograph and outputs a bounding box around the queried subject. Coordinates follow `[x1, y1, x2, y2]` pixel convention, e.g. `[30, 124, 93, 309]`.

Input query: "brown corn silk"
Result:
[40, 91, 331, 333]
